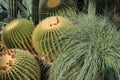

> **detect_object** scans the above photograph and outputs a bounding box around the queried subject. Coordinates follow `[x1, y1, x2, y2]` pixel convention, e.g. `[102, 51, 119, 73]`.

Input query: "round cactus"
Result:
[0, 49, 40, 80]
[32, 16, 77, 63]
[48, 15, 120, 80]
[39, 0, 76, 20]
[2, 18, 35, 53]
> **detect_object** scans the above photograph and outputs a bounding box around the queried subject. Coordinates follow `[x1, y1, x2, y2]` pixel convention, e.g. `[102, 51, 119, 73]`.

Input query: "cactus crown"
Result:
[47, 0, 61, 8]
[0, 50, 16, 73]
[4, 18, 34, 32]
[38, 16, 73, 30]
[0, 41, 6, 52]
[5, 20, 19, 31]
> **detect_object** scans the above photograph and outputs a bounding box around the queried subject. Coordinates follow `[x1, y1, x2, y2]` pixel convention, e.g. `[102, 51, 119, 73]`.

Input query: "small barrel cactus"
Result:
[32, 16, 77, 63]
[0, 49, 40, 80]
[2, 18, 35, 53]
[39, 0, 76, 20]
[48, 15, 120, 80]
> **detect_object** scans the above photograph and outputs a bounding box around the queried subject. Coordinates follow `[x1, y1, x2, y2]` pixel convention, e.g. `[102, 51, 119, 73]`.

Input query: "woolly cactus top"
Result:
[3, 18, 34, 32]
[0, 50, 16, 73]
[37, 16, 73, 30]
[47, 0, 61, 8]
[5, 20, 19, 31]
[2, 18, 34, 52]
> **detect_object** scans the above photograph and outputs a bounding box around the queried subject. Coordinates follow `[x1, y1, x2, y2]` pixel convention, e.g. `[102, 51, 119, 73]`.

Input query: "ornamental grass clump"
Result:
[48, 14, 120, 80]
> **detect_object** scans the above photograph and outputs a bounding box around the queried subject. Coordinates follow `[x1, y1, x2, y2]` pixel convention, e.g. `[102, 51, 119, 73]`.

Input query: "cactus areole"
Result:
[0, 41, 6, 52]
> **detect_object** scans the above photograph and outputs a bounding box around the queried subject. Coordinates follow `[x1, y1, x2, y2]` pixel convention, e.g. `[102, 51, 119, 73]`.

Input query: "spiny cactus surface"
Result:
[39, 0, 76, 20]
[32, 16, 77, 63]
[2, 18, 35, 53]
[0, 41, 6, 52]
[0, 49, 40, 80]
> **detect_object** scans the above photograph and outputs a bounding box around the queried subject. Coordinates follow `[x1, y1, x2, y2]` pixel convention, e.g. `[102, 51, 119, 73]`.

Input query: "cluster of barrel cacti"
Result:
[0, 0, 75, 80]
[0, 0, 120, 80]
[0, 13, 76, 80]
[0, 1, 77, 80]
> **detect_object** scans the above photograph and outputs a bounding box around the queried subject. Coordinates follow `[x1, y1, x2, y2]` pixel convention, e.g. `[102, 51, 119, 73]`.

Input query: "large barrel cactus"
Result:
[39, 0, 76, 20]
[32, 16, 77, 63]
[2, 18, 35, 53]
[0, 49, 40, 80]
[48, 15, 120, 80]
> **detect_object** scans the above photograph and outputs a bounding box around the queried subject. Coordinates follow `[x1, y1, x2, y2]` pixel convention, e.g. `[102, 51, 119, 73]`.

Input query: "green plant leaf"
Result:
[17, 0, 32, 19]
